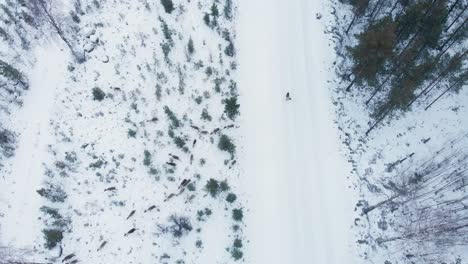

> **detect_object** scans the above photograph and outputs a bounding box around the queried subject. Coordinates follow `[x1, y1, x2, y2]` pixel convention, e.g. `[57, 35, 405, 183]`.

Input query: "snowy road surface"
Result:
[239, 0, 357, 263]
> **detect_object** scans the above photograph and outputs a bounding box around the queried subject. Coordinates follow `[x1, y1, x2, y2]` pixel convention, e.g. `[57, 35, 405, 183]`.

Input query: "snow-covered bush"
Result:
[223, 96, 240, 120]
[232, 208, 243, 221]
[92, 87, 105, 101]
[226, 193, 237, 203]
[205, 178, 220, 197]
[218, 134, 235, 157]
[160, 0, 174, 14]
[42, 229, 63, 249]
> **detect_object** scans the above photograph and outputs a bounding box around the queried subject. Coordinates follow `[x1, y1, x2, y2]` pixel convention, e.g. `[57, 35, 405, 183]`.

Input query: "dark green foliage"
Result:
[226, 193, 237, 203]
[21, 11, 36, 26]
[0, 59, 28, 88]
[161, 42, 172, 60]
[160, 0, 175, 14]
[164, 106, 181, 128]
[224, 0, 233, 20]
[168, 215, 192, 238]
[70, 11, 81, 23]
[89, 159, 104, 168]
[231, 248, 243, 260]
[225, 41, 235, 57]
[220, 180, 230, 192]
[161, 21, 173, 42]
[43, 229, 63, 249]
[128, 129, 137, 138]
[203, 13, 210, 26]
[187, 182, 196, 191]
[201, 108, 212, 121]
[233, 238, 243, 248]
[196, 240, 203, 248]
[211, 3, 219, 17]
[0, 128, 15, 158]
[218, 134, 235, 156]
[349, 16, 396, 86]
[92, 0, 100, 8]
[396, 1, 447, 48]
[143, 150, 152, 166]
[187, 37, 195, 54]
[223, 96, 240, 120]
[386, 61, 433, 110]
[232, 208, 243, 221]
[174, 136, 186, 149]
[40, 206, 61, 220]
[205, 178, 220, 197]
[92, 87, 105, 101]
[0, 27, 8, 40]
[37, 185, 67, 203]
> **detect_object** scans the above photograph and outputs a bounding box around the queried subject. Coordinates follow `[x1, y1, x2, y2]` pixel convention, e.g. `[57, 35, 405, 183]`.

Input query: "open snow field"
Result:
[238, 0, 358, 263]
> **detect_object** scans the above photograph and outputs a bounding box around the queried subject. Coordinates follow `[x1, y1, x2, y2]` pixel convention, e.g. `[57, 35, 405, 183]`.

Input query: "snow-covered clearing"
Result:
[239, 0, 357, 263]
[0, 45, 68, 249]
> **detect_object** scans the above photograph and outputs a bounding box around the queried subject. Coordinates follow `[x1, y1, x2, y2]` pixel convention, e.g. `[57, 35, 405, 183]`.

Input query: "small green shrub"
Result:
[0, 59, 27, 88]
[174, 136, 186, 149]
[231, 248, 243, 260]
[218, 134, 235, 156]
[164, 106, 181, 128]
[201, 108, 212, 121]
[203, 13, 210, 26]
[187, 182, 196, 191]
[233, 238, 243, 248]
[143, 150, 152, 166]
[225, 41, 235, 57]
[205, 178, 220, 197]
[220, 180, 230, 192]
[188, 38, 195, 54]
[232, 208, 243, 222]
[211, 3, 219, 17]
[128, 129, 136, 138]
[195, 240, 203, 248]
[160, 0, 174, 13]
[226, 193, 237, 203]
[224, 96, 240, 120]
[37, 185, 67, 203]
[43, 229, 63, 249]
[92, 87, 105, 101]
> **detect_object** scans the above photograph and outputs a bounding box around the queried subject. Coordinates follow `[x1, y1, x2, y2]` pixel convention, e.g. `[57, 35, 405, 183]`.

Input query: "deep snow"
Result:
[0, 45, 68, 249]
[238, 0, 357, 263]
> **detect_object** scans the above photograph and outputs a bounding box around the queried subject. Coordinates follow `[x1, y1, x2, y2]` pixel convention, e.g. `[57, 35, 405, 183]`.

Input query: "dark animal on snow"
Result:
[211, 128, 220, 135]
[169, 154, 180, 160]
[166, 162, 176, 167]
[179, 179, 191, 189]
[104, 187, 116, 192]
[124, 228, 137, 236]
[62, 253, 75, 262]
[126, 210, 136, 220]
[144, 205, 157, 213]
[192, 139, 197, 147]
[97, 241, 107, 251]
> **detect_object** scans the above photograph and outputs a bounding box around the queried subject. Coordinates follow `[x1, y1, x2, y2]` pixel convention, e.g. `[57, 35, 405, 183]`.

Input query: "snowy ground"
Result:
[0, 45, 68, 249]
[238, 0, 358, 263]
